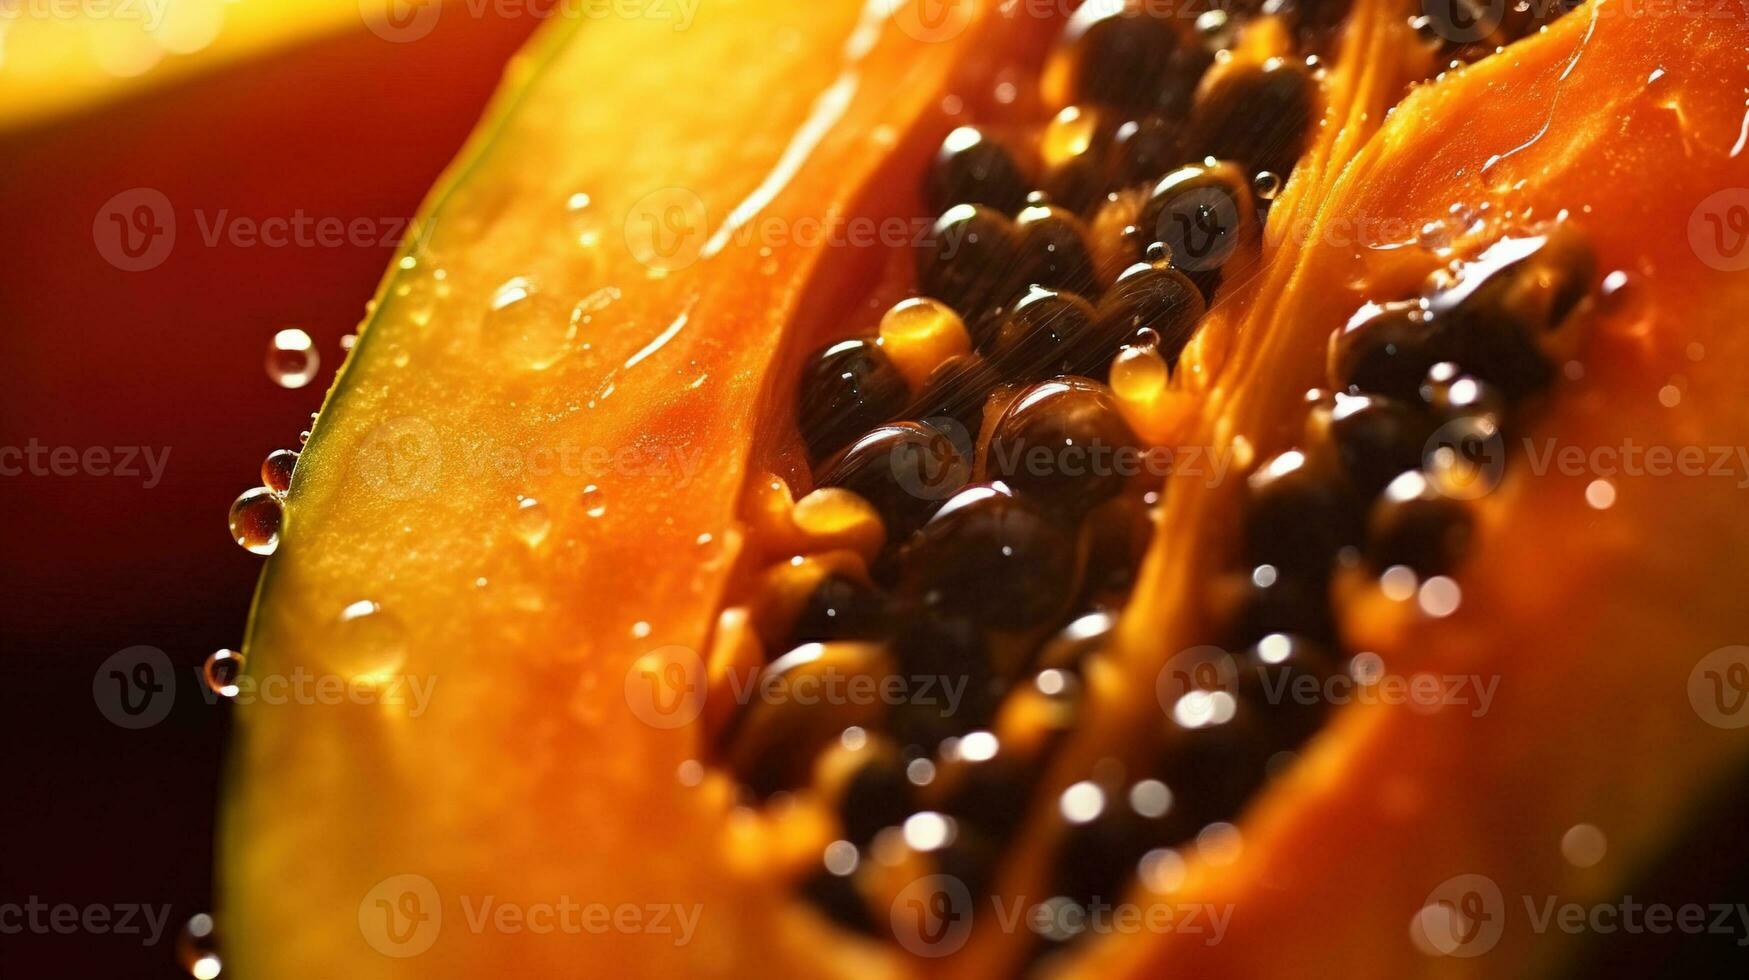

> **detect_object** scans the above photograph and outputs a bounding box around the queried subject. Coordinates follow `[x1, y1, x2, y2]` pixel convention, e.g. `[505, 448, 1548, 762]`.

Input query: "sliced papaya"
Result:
[221, 1, 1749, 977]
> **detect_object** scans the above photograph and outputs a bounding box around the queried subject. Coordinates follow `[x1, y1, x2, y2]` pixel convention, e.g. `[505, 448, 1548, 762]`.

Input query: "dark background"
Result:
[0, 12, 538, 976]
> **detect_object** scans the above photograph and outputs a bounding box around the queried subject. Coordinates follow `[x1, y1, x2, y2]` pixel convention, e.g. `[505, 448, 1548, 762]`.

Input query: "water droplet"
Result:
[1252, 171, 1283, 201]
[261, 450, 298, 496]
[177, 913, 222, 979]
[228, 488, 281, 555]
[676, 759, 704, 787]
[339, 333, 357, 352]
[485, 277, 571, 370]
[330, 600, 408, 687]
[580, 484, 606, 518]
[266, 328, 319, 388]
[204, 650, 244, 699]
[631, 620, 652, 639]
[1585, 478, 1616, 510]
[515, 496, 550, 545]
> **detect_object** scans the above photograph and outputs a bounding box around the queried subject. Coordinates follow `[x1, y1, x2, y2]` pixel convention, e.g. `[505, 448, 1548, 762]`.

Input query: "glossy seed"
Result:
[1187, 58, 1317, 179]
[926, 126, 1031, 215]
[917, 204, 1022, 318]
[1156, 697, 1272, 824]
[1212, 570, 1336, 648]
[1368, 470, 1474, 576]
[1244, 451, 1358, 577]
[790, 573, 891, 644]
[897, 483, 1078, 630]
[1014, 203, 1097, 296]
[1236, 633, 1336, 749]
[1311, 392, 1437, 501]
[1431, 230, 1594, 398]
[796, 338, 909, 462]
[725, 642, 894, 797]
[1420, 361, 1507, 425]
[986, 378, 1139, 518]
[1037, 105, 1115, 215]
[1136, 162, 1256, 294]
[888, 612, 1000, 751]
[816, 422, 970, 539]
[987, 286, 1101, 381]
[907, 353, 1004, 439]
[1078, 492, 1153, 604]
[1328, 300, 1450, 401]
[1108, 114, 1186, 191]
[1094, 262, 1206, 369]
[1052, 6, 1181, 110]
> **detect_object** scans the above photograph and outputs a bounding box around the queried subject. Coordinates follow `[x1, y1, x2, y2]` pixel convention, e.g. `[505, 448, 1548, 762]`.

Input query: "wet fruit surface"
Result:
[220, 2, 1749, 978]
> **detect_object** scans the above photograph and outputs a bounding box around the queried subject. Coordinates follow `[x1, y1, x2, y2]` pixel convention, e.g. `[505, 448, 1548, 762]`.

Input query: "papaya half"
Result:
[219, 1, 1749, 978]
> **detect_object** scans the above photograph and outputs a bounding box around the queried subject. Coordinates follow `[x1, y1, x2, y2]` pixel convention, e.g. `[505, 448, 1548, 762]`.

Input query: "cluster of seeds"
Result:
[702, 0, 1603, 955]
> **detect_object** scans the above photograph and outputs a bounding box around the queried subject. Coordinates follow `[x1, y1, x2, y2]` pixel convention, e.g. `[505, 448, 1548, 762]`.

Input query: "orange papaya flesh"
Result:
[1065, 4, 1749, 978]
[220, 1, 1749, 979]
[221, 3, 1042, 978]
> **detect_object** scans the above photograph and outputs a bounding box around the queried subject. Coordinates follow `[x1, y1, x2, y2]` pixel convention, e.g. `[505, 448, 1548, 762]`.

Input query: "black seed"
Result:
[917, 204, 1023, 319]
[1328, 300, 1451, 401]
[1244, 450, 1358, 577]
[1151, 45, 1215, 118]
[1054, 7, 1181, 111]
[987, 377, 1139, 518]
[792, 574, 892, 644]
[817, 422, 970, 540]
[839, 752, 911, 845]
[800, 869, 877, 935]
[889, 613, 999, 751]
[1429, 231, 1594, 398]
[1109, 114, 1186, 190]
[1315, 392, 1437, 500]
[1014, 203, 1097, 296]
[898, 483, 1079, 631]
[1038, 105, 1117, 215]
[936, 739, 1036, 841]
[1094, 262, 1206, 369]
[1187, 58, 1317, 179]
[1235, 633, 1336, 750]
[927, 126, 1031, 215]
[1156, 703, 1273, 824]
[727, 643, 892, 797]
[1368, 470, 1473, 576]
[1053, 784, 1198, 909]
[797, 338, 909, 462]
[1213, 570, 1336, 648]
[987, 286, 1100, 381]
[1137, 162, 1256, 294]
[908, 353, 1003, 440]
[1079, 493, 1153, 604]
[1420, 361, 1508, 425]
